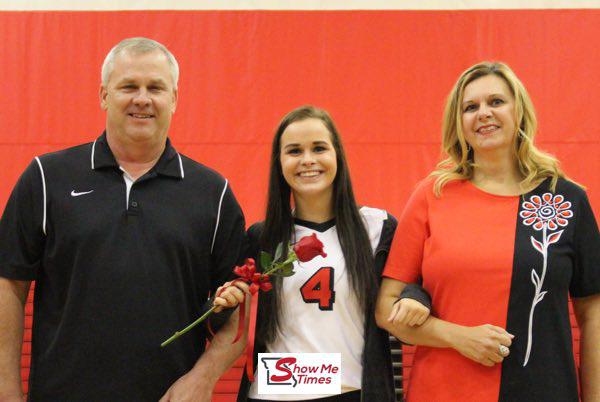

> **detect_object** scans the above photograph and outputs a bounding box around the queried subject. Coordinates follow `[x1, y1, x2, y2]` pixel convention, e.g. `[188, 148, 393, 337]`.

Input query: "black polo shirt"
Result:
[0, 132, 246, 401]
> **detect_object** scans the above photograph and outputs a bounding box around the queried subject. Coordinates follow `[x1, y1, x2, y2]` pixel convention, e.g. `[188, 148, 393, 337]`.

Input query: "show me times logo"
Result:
[257, 353, 341, 395]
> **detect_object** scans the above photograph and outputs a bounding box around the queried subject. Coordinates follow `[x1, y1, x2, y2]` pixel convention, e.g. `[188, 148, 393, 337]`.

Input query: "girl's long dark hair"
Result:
[258, 105, 377, 344]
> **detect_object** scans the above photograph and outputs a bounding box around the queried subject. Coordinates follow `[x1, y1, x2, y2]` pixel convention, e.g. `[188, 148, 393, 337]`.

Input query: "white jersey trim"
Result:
[359, 206, 387, 253]
[34, 157, 47, 236]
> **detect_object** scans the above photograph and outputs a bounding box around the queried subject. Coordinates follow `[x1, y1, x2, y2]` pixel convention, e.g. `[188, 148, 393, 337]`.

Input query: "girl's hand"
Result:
[388, 298, 431, 327]
[212, 281, 250, 313]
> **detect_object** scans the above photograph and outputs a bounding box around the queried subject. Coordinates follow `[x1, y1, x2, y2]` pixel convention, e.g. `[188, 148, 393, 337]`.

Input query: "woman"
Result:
[219, 105, 430, 402]
[376, 61, 600, 401]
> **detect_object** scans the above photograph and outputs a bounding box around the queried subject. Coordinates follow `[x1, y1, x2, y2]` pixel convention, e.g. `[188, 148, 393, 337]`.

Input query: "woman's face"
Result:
[279, 118, 338, 200]
[461, 74, 517, 157]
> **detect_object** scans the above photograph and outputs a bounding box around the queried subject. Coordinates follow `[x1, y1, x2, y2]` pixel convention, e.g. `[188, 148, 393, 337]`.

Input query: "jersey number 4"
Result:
[300, 267, 335, 310]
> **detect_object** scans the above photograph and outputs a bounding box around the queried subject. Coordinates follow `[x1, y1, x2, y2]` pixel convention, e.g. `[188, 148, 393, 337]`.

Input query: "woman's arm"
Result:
[376, 278, 513, 367]
[573, 294, 600, 402]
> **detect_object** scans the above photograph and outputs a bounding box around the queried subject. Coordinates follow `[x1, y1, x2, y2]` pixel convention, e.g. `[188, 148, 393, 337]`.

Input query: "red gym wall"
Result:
[1, 6, 599, 401]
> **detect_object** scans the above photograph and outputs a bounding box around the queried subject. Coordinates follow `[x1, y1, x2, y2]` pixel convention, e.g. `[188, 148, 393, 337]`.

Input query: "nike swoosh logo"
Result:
[71, 190, 94, 197]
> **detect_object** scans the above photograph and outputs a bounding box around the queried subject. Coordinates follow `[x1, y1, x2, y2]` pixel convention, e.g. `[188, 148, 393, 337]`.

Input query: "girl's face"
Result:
[460, 74, 517, 158]
[279, 118, 337, 200]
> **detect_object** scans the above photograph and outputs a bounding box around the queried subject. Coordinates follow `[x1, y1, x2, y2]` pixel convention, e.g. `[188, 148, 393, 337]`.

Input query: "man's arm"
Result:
[0, 278, 30, 401]
[376, 278, 513, 367]
[160, 180, 248, 402]
[573, 294, 600, 402]
[159, 295, 249, 402]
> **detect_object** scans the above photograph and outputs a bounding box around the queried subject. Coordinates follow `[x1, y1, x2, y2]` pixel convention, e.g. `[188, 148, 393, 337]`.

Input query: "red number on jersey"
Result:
[300, 267, 335, 310]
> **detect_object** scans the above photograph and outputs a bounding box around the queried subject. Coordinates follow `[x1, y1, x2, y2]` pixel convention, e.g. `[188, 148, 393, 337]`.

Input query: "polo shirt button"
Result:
[131, 201, 138, 208]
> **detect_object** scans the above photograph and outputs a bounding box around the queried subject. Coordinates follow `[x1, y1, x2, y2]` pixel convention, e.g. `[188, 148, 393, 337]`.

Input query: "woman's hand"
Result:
[388, 298, 431, 327]
[212, 281, 250, 313]
[451, 324, 514, 367]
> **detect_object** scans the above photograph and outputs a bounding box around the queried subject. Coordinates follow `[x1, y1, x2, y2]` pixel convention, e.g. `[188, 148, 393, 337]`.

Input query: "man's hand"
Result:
[158, 369, 216, 402]
[160, 282, 250, 402]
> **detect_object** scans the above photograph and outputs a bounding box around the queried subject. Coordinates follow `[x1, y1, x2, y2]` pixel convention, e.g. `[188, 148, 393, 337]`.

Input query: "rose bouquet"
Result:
[161, 233, 326, 347]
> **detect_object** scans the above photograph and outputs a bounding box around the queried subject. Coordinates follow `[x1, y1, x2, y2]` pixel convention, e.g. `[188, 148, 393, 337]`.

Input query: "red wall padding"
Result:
[2, 9, 599, 400]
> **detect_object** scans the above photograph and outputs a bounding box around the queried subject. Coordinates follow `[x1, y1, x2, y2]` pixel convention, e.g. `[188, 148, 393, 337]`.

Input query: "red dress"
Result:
[384, 178, 600, 402]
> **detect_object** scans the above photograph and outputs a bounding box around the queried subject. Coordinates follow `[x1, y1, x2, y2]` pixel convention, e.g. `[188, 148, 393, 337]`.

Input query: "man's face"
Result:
[100, 50, 177, 146]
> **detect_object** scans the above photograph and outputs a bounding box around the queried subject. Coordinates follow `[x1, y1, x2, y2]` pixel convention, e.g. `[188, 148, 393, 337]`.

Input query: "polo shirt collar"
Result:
[153, 138, 185, 179]
[91, 131, 185, 179]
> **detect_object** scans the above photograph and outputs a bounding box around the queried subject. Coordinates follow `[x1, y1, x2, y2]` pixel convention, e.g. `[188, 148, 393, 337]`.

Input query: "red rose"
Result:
[293, 233, 327, 262]
[249, 273, 272, 294]
[233, 258, 256, 281]
[233, 258, 273, 295]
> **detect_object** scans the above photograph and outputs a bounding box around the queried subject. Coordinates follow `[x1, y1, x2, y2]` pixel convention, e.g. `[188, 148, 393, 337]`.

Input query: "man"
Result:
[0, 37, 247, 402]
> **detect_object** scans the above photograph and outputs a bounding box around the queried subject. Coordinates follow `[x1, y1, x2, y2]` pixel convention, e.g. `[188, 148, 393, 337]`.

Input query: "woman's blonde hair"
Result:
[431, 61, 567, 196]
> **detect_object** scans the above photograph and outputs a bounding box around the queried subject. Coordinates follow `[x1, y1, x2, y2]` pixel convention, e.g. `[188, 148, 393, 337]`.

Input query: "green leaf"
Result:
[274, 242, 284, 262]
[280, 262, 294, 274]
[269, 262, 295, 277]
[260, 251, 273, 270]
[271, 270, 295, 277]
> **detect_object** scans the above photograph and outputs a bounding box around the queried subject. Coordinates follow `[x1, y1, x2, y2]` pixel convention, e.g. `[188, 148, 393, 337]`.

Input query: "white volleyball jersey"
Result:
[248, 207, 388, 400]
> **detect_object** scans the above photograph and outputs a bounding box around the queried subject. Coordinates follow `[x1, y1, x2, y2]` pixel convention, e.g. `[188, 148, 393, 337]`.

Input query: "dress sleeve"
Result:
[382, 180, 430, 283]
[570, 192, 600, 297]
[0, 159, 46, 281]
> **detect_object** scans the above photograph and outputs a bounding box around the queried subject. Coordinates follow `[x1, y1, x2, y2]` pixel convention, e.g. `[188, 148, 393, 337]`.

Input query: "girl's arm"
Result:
[376, 278, 513, 367]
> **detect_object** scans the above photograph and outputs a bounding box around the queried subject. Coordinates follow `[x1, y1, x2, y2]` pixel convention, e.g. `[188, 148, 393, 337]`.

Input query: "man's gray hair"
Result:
[101, 37, 179, 89]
